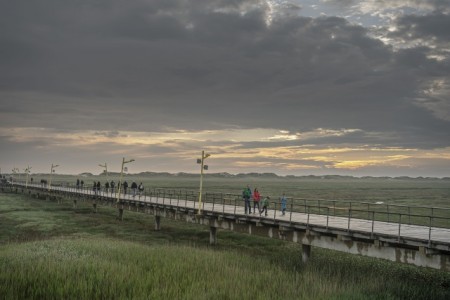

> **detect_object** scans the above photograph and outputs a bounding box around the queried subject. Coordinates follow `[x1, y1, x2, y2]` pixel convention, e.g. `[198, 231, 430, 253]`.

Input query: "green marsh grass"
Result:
[1, 185, 450, 299]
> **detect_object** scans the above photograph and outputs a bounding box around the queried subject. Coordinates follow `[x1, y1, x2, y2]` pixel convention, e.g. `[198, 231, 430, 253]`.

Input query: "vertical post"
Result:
[198, 151, 205, 214]
[428, 216, 432, 246]
[307, 206, 310, 228]
[155, 215, 161, 231]
[116, 157, 134, 206]
[398, 214, 402, 241]
[25, 166, 31, 189]
[48, 163, 59, 191]
[197, 150, 211, 215]
[289, 202, 293, 223]
[117, 158, 125, 204]
[371, 211, 375, 238]
[326, 207, 329, 229]
[387, 205, 390, 222]
[347, 209, 351, 232]
[118, 204, 124, 221]
[209, 226, 217, 245]
[302, 244, 311, 264]
[408, 207, 411, 225]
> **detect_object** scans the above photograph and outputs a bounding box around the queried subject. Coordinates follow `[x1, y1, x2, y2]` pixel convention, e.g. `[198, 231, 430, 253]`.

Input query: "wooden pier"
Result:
[4, 182, 450, 271]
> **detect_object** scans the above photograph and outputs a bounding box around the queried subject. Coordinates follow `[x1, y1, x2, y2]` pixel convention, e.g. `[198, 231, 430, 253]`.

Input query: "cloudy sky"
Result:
[1, 0, 450, 177]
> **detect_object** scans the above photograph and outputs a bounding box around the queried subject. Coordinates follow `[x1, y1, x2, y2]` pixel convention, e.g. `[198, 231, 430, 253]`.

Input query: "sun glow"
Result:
[2, 126, 450, 173]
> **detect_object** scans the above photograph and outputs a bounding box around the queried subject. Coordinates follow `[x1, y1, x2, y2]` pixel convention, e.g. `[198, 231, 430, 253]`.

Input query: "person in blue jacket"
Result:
[280, 193, 287, 216]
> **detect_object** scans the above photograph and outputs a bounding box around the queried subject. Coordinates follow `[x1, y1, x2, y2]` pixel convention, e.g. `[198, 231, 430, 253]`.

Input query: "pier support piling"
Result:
[155, 216, 161, 231]
[302, 244, 311, 264]
[210, 226, 217, 245]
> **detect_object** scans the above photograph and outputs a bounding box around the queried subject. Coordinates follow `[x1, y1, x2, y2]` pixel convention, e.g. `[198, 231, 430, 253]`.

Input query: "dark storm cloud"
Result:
[391, 12, 450, 42]
[0, 0, 449, 148]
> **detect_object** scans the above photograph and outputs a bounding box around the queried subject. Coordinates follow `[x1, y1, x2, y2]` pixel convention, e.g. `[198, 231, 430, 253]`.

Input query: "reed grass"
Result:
[1, 190, 449, 299]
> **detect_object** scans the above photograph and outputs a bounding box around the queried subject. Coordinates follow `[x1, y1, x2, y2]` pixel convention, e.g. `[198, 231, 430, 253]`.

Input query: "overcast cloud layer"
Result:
[1, 0, 449, 177]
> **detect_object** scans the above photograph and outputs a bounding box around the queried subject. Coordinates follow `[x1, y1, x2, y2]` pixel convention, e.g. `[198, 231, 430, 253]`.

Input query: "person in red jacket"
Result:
[253, 188, 261, 214]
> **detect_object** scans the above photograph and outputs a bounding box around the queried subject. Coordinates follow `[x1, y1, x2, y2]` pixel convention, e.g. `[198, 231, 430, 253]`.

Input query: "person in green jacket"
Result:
[261, 196, 270, 216]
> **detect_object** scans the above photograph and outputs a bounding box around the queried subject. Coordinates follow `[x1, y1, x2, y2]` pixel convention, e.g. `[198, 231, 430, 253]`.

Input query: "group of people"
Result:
[75, 179, 144, 197]
[242, 185, 287, 216]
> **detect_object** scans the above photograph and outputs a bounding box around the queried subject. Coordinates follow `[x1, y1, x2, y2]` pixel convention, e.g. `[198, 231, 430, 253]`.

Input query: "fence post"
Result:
[289, 202, 293, 223]
[371, 211, 375, 238]
[223, 195, 225, 215]
[307, 205, 310, 228]
[398, 214, 402, 242]
[387, 205, 390, 222]
[408, 207, 411, 225]
[347, 209, 351, 232]
[326, 207, 329, 229]
[428, 216, 432, 246]
[273, 202, 277, 220]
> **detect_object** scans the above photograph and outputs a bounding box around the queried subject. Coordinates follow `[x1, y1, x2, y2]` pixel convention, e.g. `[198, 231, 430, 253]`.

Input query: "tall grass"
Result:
[1, 192, 449, 299]
[1, 237, 449, 299]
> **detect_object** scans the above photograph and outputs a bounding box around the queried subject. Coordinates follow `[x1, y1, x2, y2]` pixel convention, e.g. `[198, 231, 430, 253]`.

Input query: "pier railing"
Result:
[4, 181, 450, 245]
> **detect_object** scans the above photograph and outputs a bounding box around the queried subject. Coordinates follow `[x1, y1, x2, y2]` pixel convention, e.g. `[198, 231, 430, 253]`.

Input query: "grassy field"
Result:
[25, 173, 450, 206]
[1, 188, 450, 299]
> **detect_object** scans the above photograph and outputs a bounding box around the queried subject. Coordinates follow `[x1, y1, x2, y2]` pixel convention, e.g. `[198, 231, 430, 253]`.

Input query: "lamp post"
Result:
[116, 157, 134, 203]
[11, 167, 19, 183]
[98, 163, 108, 183]
[48, 163, 59, 191]
[24, 166, 32, 188]
[197, 150, 211, 214]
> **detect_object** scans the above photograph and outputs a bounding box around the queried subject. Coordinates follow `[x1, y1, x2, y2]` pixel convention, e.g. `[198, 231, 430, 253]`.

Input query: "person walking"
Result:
[253, 188, 261, 214]
[93, 181, 97, 196]
[123, 181, 128, 195]
[131, 181, 138, 197]
[243, 185, 252, 214]
[138, 182, 144, 198]
[110, 180, 115, 195]
[105, 181, 109, 193]
[261, 196, 270, 216]
[76, 179, 80, 189]
[280, 193, 287, 216]
[96, 181, 101, 195]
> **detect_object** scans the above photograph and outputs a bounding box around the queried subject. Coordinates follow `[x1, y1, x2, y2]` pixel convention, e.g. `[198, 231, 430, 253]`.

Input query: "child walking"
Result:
[261, 196, 270, 216]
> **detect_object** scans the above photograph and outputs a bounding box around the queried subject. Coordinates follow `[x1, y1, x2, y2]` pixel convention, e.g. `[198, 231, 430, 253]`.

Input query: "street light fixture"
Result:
[24, 166, 32, 188]
[197, 150, 211, 214]
[48, 163, 59, 191]
[116, 157, 135, 203]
